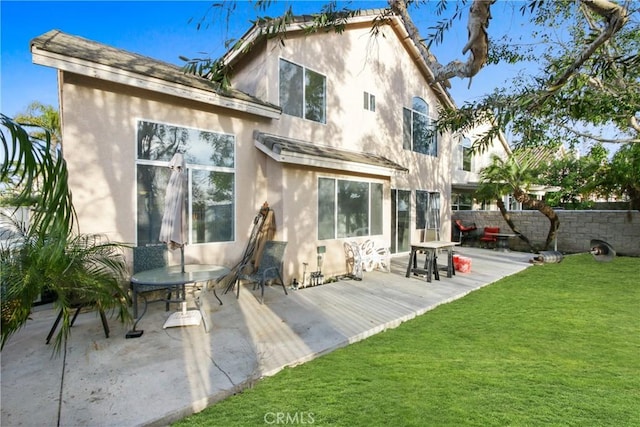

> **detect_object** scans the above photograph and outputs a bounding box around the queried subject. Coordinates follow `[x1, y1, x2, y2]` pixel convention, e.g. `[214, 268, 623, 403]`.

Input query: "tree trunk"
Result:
[390, 0, 628, 91]
[513, 188, 560, 251]
[623, 184, 640, 211]
[496, 198, 536, 252]
[389, 0, 495, 83]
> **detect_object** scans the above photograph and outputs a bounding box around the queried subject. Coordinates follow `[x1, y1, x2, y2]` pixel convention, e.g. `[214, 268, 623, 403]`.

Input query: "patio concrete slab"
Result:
[1, 247, 532, 426]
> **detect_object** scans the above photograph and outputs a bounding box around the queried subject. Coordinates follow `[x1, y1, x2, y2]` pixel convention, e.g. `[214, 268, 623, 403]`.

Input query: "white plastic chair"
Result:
[360, 239, 391, 272]
[360, 239, 378, 272]
[373, 240, 391, 272]
[343, 241, 363, 280]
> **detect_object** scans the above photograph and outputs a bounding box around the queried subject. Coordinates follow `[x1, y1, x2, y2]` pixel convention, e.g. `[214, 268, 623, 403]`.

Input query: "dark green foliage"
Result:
[437, 1, 639, 150]
[604, 142, 640, 209]
[1, 114, 131, 353]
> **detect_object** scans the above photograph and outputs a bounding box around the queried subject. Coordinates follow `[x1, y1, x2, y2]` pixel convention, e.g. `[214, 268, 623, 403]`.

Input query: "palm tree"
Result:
[13, 102, 62, 147]
[478, 154, 560, 252]
[1, 215, 131, 352]
[1, 114, 131, 353]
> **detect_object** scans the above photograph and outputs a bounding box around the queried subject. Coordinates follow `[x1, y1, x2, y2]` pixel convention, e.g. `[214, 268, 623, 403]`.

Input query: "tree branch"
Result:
[389, 0, 496, 84]
[556, 121, 640, 144]
[527, 0, 629, 109]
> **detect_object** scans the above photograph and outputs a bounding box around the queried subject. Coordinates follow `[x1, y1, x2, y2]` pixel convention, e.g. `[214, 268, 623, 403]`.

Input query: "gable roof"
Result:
[30, 30, 281, 119]
[221, 9, 456, 110]
[255, 132, 408, 177]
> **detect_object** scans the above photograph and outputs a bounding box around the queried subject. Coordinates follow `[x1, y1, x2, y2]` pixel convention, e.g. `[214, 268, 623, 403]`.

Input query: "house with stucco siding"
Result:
[30, 10, 493, 284]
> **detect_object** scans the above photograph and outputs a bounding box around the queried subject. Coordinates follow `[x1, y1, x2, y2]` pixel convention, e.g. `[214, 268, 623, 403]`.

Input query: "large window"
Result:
[415, 190, 440, 230]
[136, 120, 235, 246]
[318, 178, 383, 240]
[279, 59, 326, 124]
[403, 97, 437, 156]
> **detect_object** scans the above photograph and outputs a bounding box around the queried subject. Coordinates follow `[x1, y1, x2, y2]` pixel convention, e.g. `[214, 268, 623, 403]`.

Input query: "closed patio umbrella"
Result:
[158, 153, 201, 328]
[159, 152, 186, 272]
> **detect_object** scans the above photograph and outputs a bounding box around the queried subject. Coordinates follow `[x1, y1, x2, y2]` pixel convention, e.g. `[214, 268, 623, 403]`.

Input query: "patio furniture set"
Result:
[343, 238, 466, 284]
[127, 240, 288, 338]
[46, 229, 474, 343]
[454, 220, 516, 252]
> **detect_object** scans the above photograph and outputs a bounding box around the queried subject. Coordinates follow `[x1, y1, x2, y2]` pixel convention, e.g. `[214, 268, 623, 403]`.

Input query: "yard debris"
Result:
[529, 251, 564, 264]
[219, 202, 275, 293]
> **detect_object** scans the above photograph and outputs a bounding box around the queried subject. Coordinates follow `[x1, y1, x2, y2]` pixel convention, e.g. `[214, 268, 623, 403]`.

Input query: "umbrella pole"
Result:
[180, 246, 185, 273]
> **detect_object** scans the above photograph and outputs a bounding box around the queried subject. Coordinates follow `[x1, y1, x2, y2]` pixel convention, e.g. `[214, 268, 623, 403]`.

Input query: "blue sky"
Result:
[1, 0, 530, 119]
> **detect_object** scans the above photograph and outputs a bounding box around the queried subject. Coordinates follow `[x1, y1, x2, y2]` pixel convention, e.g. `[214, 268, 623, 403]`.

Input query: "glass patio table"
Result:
[130, 264, 230, 332]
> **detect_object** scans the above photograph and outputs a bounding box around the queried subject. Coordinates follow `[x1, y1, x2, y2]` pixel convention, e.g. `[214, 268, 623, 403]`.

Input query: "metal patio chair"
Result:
[131, 245, 173, 317]
[480, 226, 500, 249]
[454, 219, 477, 243]
[235, 240, 288, 304]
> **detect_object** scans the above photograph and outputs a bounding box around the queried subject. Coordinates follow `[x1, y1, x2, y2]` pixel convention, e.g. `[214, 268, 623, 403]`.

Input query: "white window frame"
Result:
[135, 119, 236, 246]
[279, 58, 326, 124]
[317, 177, 384, 240]
[363, 91, 376, 112]
[403, 97, 437, 156]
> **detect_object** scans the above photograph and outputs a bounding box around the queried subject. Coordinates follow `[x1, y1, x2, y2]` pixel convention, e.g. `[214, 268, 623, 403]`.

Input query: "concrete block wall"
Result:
[453, 210, 640, 256]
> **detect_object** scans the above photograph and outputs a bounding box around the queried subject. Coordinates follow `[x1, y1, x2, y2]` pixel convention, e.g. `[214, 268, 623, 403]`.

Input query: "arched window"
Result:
[402, 97, 437, 156]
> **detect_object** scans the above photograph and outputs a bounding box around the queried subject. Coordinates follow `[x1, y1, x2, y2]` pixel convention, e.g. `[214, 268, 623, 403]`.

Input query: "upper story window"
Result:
[403, 97, 437, 156]
[363, 92, 376, 112]
[279, 58, 326, 124]
[461, 136, 472, 171]
[136, 120, 235, 246]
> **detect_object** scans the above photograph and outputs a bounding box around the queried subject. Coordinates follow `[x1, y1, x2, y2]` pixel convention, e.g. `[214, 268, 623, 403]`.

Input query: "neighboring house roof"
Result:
[30, 30, 281, 119]
[511, 145, 565, 195]
[255, 132, 408, 177]
[222, 8, 456, 110]
[512, 145, 566, 169]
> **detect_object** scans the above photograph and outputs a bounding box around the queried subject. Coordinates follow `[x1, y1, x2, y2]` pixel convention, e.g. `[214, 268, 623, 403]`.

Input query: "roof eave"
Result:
[222, 11, 456, 111]
[223, 11, 386, 67]
[254, 140, 404, 178]
[32, 46, 281, 120]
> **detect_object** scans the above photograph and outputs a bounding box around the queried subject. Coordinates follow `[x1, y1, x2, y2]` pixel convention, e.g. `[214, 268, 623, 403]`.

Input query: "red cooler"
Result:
[453, 255, 472, 273]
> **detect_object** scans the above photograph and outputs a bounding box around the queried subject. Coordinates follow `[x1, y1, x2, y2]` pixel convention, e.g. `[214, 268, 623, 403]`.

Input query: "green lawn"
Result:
[175, 254, 640, 426]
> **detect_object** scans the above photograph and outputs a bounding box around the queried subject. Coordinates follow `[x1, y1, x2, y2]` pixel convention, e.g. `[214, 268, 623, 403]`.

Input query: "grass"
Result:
[174, 254, 640, 426]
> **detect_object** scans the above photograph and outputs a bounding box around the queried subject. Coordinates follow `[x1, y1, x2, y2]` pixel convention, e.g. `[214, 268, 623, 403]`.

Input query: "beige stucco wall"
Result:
[277, 165, 391, 280]
[60, 73, 272, 269]
[232, 22, 454, 276]
[57, 20, 456, 285]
